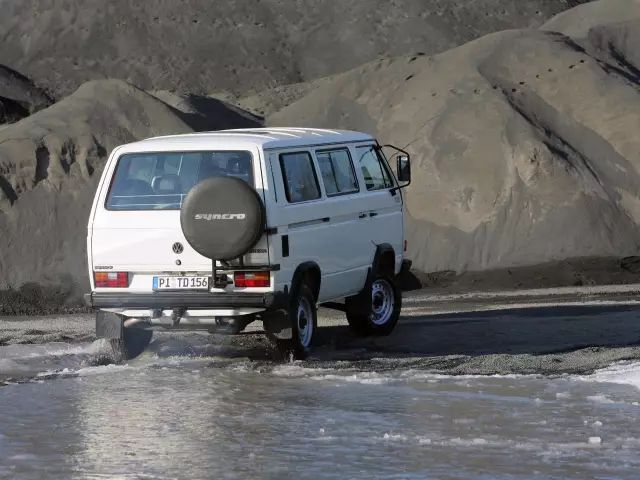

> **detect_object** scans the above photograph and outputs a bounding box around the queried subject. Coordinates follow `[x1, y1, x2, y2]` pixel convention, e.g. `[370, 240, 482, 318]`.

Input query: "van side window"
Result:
[316, 148, 359, 196]
[356, 145, 393, 191]
[279, 151, 321, 203]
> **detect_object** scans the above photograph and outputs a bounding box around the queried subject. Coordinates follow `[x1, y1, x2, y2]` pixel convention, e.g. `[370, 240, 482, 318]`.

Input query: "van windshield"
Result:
[106, 151, 253, 210]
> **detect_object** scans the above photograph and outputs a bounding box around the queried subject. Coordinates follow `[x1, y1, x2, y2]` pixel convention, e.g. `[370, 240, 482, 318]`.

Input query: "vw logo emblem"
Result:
[172, 242, 184, 254]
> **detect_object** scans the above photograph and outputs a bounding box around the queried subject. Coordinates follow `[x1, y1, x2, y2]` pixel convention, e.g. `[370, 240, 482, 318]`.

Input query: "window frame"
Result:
[278, 150, 322, 204]
[104, 150, 254, 211]
[355, 144, 395, 192]
[314, 147, 360, 197]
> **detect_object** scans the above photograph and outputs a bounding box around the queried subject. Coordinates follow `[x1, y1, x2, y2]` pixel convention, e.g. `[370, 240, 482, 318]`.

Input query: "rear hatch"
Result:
[89, 149, 269, 290]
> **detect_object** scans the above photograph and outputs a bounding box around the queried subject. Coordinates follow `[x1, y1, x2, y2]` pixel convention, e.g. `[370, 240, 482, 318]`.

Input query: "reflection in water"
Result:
[74, 360, 421, 478]
[76, 360, 238, 478]
[2, 335, 640, 479]
[0, 379, 84, 478]
[69, 355, 640, 480]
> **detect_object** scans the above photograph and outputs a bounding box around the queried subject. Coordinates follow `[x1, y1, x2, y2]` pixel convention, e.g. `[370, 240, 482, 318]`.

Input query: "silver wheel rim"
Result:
[370, 279, 394, 326]
[297, 296, 314, 348]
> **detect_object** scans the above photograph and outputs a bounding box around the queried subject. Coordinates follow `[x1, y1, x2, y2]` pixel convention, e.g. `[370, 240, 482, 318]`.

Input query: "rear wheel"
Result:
[97, 311, 152, 362]
[273, 283, 317, 360]
[109, 326, 153, 362]
[346, 273, 401, 336]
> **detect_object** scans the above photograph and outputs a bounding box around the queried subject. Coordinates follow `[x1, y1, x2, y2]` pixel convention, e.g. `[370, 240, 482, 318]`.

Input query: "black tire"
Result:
[97, 311, 152, 362]
[108, 325, 153, 362]
[273, 283, 317, 360]
[346, 272, 401, 336]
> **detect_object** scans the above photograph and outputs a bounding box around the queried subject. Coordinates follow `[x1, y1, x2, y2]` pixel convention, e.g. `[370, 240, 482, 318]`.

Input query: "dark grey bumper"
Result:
[84, 291, 281, 310]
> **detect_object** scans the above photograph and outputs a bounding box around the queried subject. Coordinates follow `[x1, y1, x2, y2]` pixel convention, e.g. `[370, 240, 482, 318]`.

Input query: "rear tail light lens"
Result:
[234, 271, 270, 288]
[94, 272, 130, 288]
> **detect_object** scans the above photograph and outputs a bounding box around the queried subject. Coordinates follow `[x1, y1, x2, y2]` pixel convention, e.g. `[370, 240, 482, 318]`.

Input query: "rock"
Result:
[621, 257, 640, 274]
[0, 65, 52, 123]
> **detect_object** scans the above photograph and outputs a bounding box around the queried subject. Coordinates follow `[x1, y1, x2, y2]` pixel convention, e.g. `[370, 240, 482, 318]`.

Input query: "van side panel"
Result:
[349, 143, 404, 274]
[267, 148, 371, 302]
[87, 146, 125, 290]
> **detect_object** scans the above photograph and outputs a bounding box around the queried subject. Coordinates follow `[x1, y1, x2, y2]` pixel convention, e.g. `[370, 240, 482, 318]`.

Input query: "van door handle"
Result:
[369, 212, 378, 217]
[359, 213, 367, 219]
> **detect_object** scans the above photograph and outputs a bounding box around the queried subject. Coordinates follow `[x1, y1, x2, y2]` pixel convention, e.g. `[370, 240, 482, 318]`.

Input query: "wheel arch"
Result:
[290, 261, 321, 301]
[372, 243, 396, 277]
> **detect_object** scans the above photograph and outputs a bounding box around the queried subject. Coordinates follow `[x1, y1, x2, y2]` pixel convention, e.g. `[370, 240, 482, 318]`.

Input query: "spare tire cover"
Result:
[180, 177, 265, 260]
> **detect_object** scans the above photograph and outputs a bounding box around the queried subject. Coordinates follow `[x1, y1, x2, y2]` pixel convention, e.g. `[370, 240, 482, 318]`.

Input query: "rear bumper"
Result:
[84, 291, 282, 310]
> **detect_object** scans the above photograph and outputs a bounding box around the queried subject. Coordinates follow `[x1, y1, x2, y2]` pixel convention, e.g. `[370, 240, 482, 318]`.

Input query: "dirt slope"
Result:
[149, 90, 263, 130]
[1, 0, 636, 293]
[0, 79, 258, 290]
[542, 0, 640, 37]
[269, 9, 640, 273]
[0, 0, 586, 97]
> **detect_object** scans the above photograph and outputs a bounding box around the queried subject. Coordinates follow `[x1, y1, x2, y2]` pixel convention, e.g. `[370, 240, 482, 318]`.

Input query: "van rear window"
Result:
[105, 151, 253, 210]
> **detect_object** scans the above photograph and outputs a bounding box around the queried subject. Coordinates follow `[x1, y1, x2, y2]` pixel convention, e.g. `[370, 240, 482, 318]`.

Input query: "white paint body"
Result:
[87, 128, 405, 318]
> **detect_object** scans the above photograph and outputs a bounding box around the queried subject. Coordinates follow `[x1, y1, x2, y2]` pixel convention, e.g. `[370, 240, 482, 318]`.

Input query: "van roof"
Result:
[125, 128, 376, 152]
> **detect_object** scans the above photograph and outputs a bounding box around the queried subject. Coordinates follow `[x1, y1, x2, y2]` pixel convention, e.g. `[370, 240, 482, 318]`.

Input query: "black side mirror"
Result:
[381, 143, 412, 193]
[397, 154, 411, 183]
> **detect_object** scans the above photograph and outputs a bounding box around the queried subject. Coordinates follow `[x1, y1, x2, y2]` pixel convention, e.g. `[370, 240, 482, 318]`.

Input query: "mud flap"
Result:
[262, 309, 292, 340]
[96, 311, 124, 339]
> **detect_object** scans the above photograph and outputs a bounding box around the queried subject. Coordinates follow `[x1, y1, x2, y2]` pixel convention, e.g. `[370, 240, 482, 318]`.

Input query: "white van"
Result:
[85, 128, 411, 358]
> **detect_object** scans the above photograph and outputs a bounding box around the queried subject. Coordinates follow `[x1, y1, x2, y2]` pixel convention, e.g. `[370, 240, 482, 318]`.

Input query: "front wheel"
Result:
[346, 273, 401, 336]
[272, 283, 317, 360]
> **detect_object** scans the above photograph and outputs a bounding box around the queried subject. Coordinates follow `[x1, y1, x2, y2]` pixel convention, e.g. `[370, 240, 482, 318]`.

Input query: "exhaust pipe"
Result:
[123, 317, 151, 328]
[122, 309, 163, 328]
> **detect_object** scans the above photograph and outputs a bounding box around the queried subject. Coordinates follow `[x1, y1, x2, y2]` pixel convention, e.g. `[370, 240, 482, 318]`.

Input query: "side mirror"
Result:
[397, 154, 411, 183]
[381, 143, 411, 192]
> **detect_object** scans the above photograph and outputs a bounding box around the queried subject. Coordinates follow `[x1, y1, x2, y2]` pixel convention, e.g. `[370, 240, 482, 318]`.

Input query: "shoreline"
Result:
[3, 285, 640, 347]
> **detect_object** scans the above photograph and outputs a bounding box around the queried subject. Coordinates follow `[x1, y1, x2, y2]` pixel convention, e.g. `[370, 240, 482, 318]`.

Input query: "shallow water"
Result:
[1, 330, 640, 480]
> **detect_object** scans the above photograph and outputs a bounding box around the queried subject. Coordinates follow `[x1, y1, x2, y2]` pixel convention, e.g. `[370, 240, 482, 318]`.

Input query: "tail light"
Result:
[94, 271, 130, 288]
[234, 271, 270, 288]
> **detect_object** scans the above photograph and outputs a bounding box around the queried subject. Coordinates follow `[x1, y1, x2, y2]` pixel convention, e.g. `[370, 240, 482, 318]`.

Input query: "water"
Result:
[1, 332, 640, 480]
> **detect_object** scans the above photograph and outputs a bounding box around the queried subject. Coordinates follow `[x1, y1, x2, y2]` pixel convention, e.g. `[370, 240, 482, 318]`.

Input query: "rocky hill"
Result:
[269, 0, 640, 273]
[1, 0, 639, 295]
[0, 80, 258, 289]
[0, 0, 587, 97]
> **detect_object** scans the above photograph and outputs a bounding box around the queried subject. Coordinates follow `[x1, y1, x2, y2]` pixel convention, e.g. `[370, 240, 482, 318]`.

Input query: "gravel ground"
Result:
[3, 285, 640, 346]
[3, 285, 640, 378]
[0, 314, 94, 346]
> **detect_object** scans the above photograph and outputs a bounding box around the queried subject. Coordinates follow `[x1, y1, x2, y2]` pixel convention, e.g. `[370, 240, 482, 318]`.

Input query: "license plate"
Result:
[153, 276, 210, 290]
